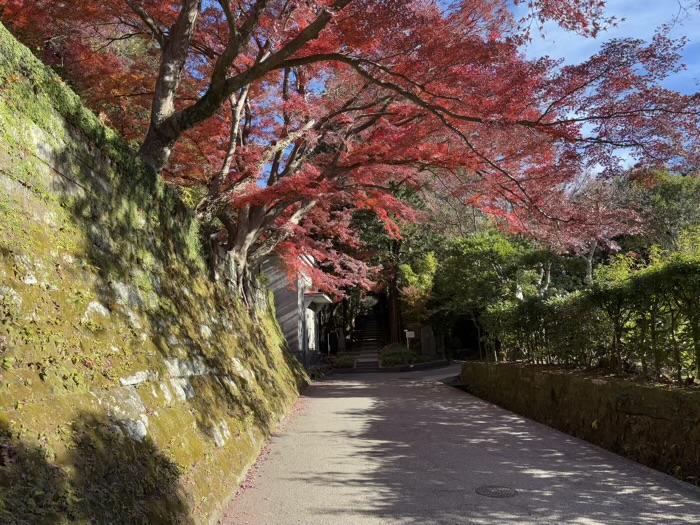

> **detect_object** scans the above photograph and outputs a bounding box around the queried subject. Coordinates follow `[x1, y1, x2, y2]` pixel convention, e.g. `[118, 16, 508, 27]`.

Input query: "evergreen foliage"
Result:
[482, 231, 700, 381]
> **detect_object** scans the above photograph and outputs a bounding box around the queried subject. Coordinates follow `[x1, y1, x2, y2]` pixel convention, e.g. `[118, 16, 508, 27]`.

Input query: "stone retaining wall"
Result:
[0, 22, 306, 524]
[461, 362, 700, 484]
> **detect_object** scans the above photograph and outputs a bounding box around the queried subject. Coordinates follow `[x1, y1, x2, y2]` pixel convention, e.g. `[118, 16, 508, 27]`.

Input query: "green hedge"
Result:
[334, 355, 357, 368]
[380, 344, 434, 366]
[483, 244, 700, 382]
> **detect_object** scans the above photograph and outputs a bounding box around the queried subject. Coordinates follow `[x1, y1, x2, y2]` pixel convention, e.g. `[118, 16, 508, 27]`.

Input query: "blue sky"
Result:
[515, 0, 700, 94]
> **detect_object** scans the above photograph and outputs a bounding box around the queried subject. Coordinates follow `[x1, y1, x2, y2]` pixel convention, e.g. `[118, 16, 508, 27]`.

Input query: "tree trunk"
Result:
[515, 283, 524, 301]
[650, 303, 660, 377]
[387, 240, 402, 344]
[336, 327, 346, 353]
[229, 249, 256, 303]
[388, 273, 401, 344]
[613, 317, 623, 373]
[670, 309, 682, 383]
[538, 260, 552, 297]
[209, 238, 256, 305]
[584, 242, 597, 286]
[138, 127, 178, 175]
[472, 312, 483, 360]
[131, 0, 202, 174]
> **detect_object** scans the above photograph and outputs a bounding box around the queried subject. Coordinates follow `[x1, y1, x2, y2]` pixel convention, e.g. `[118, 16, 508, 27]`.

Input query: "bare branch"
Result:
[123, 0, 165, 46]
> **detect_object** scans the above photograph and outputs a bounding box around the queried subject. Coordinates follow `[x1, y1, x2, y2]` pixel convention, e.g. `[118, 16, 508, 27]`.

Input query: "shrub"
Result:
[333, 355, 356, 368]
[380, 344, 433, 366]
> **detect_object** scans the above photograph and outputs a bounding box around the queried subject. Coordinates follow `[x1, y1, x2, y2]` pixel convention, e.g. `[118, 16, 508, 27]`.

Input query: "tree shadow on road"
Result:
[293, 375, 700, 525]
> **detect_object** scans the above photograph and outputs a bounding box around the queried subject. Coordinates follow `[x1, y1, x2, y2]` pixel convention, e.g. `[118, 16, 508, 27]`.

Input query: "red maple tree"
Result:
[2, 0, 698, 296]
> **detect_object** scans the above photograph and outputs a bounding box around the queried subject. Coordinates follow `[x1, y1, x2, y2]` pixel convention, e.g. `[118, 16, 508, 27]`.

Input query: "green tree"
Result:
[628, 172, 700, 252]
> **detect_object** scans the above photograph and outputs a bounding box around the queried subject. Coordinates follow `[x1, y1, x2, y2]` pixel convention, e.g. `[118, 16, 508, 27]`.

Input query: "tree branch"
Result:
[123, 0, 165, 46]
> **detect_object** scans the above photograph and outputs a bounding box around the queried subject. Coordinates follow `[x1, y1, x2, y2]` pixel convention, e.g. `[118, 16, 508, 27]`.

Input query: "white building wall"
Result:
[306, 308, 317, 353]
[261, 256, 320, 364]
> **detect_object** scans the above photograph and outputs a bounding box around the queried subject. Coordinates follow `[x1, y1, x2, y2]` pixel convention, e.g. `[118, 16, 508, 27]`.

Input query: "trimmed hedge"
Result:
[483, 246, 700, 382]
[381, 344, 434, 366]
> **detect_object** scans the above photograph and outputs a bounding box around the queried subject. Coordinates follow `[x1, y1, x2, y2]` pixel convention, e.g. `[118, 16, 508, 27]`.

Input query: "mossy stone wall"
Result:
[0, 22, 306, 524]
[462, 362, 700, 484]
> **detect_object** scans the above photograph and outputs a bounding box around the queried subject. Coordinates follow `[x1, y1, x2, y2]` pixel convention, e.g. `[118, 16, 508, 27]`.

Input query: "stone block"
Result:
[420, 325, 436, 356]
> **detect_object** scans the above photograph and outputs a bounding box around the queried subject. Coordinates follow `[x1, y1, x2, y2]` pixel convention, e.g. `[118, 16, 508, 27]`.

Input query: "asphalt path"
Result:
[219, 365, 700, 525]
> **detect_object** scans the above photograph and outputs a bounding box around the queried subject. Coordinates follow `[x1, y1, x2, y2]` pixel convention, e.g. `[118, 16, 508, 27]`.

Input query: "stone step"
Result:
[351, 318, 385, 356]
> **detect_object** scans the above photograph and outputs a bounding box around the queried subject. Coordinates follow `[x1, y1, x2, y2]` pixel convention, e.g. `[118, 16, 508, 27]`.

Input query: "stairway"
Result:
[353, 317, 383, 371]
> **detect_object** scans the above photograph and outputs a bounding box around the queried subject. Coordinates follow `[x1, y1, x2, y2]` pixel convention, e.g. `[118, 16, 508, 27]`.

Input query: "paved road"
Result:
[220, 365, 700, 525]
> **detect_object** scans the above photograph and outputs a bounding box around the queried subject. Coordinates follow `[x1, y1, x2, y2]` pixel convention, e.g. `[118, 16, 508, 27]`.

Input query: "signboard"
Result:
[405, 331, 415, 339]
